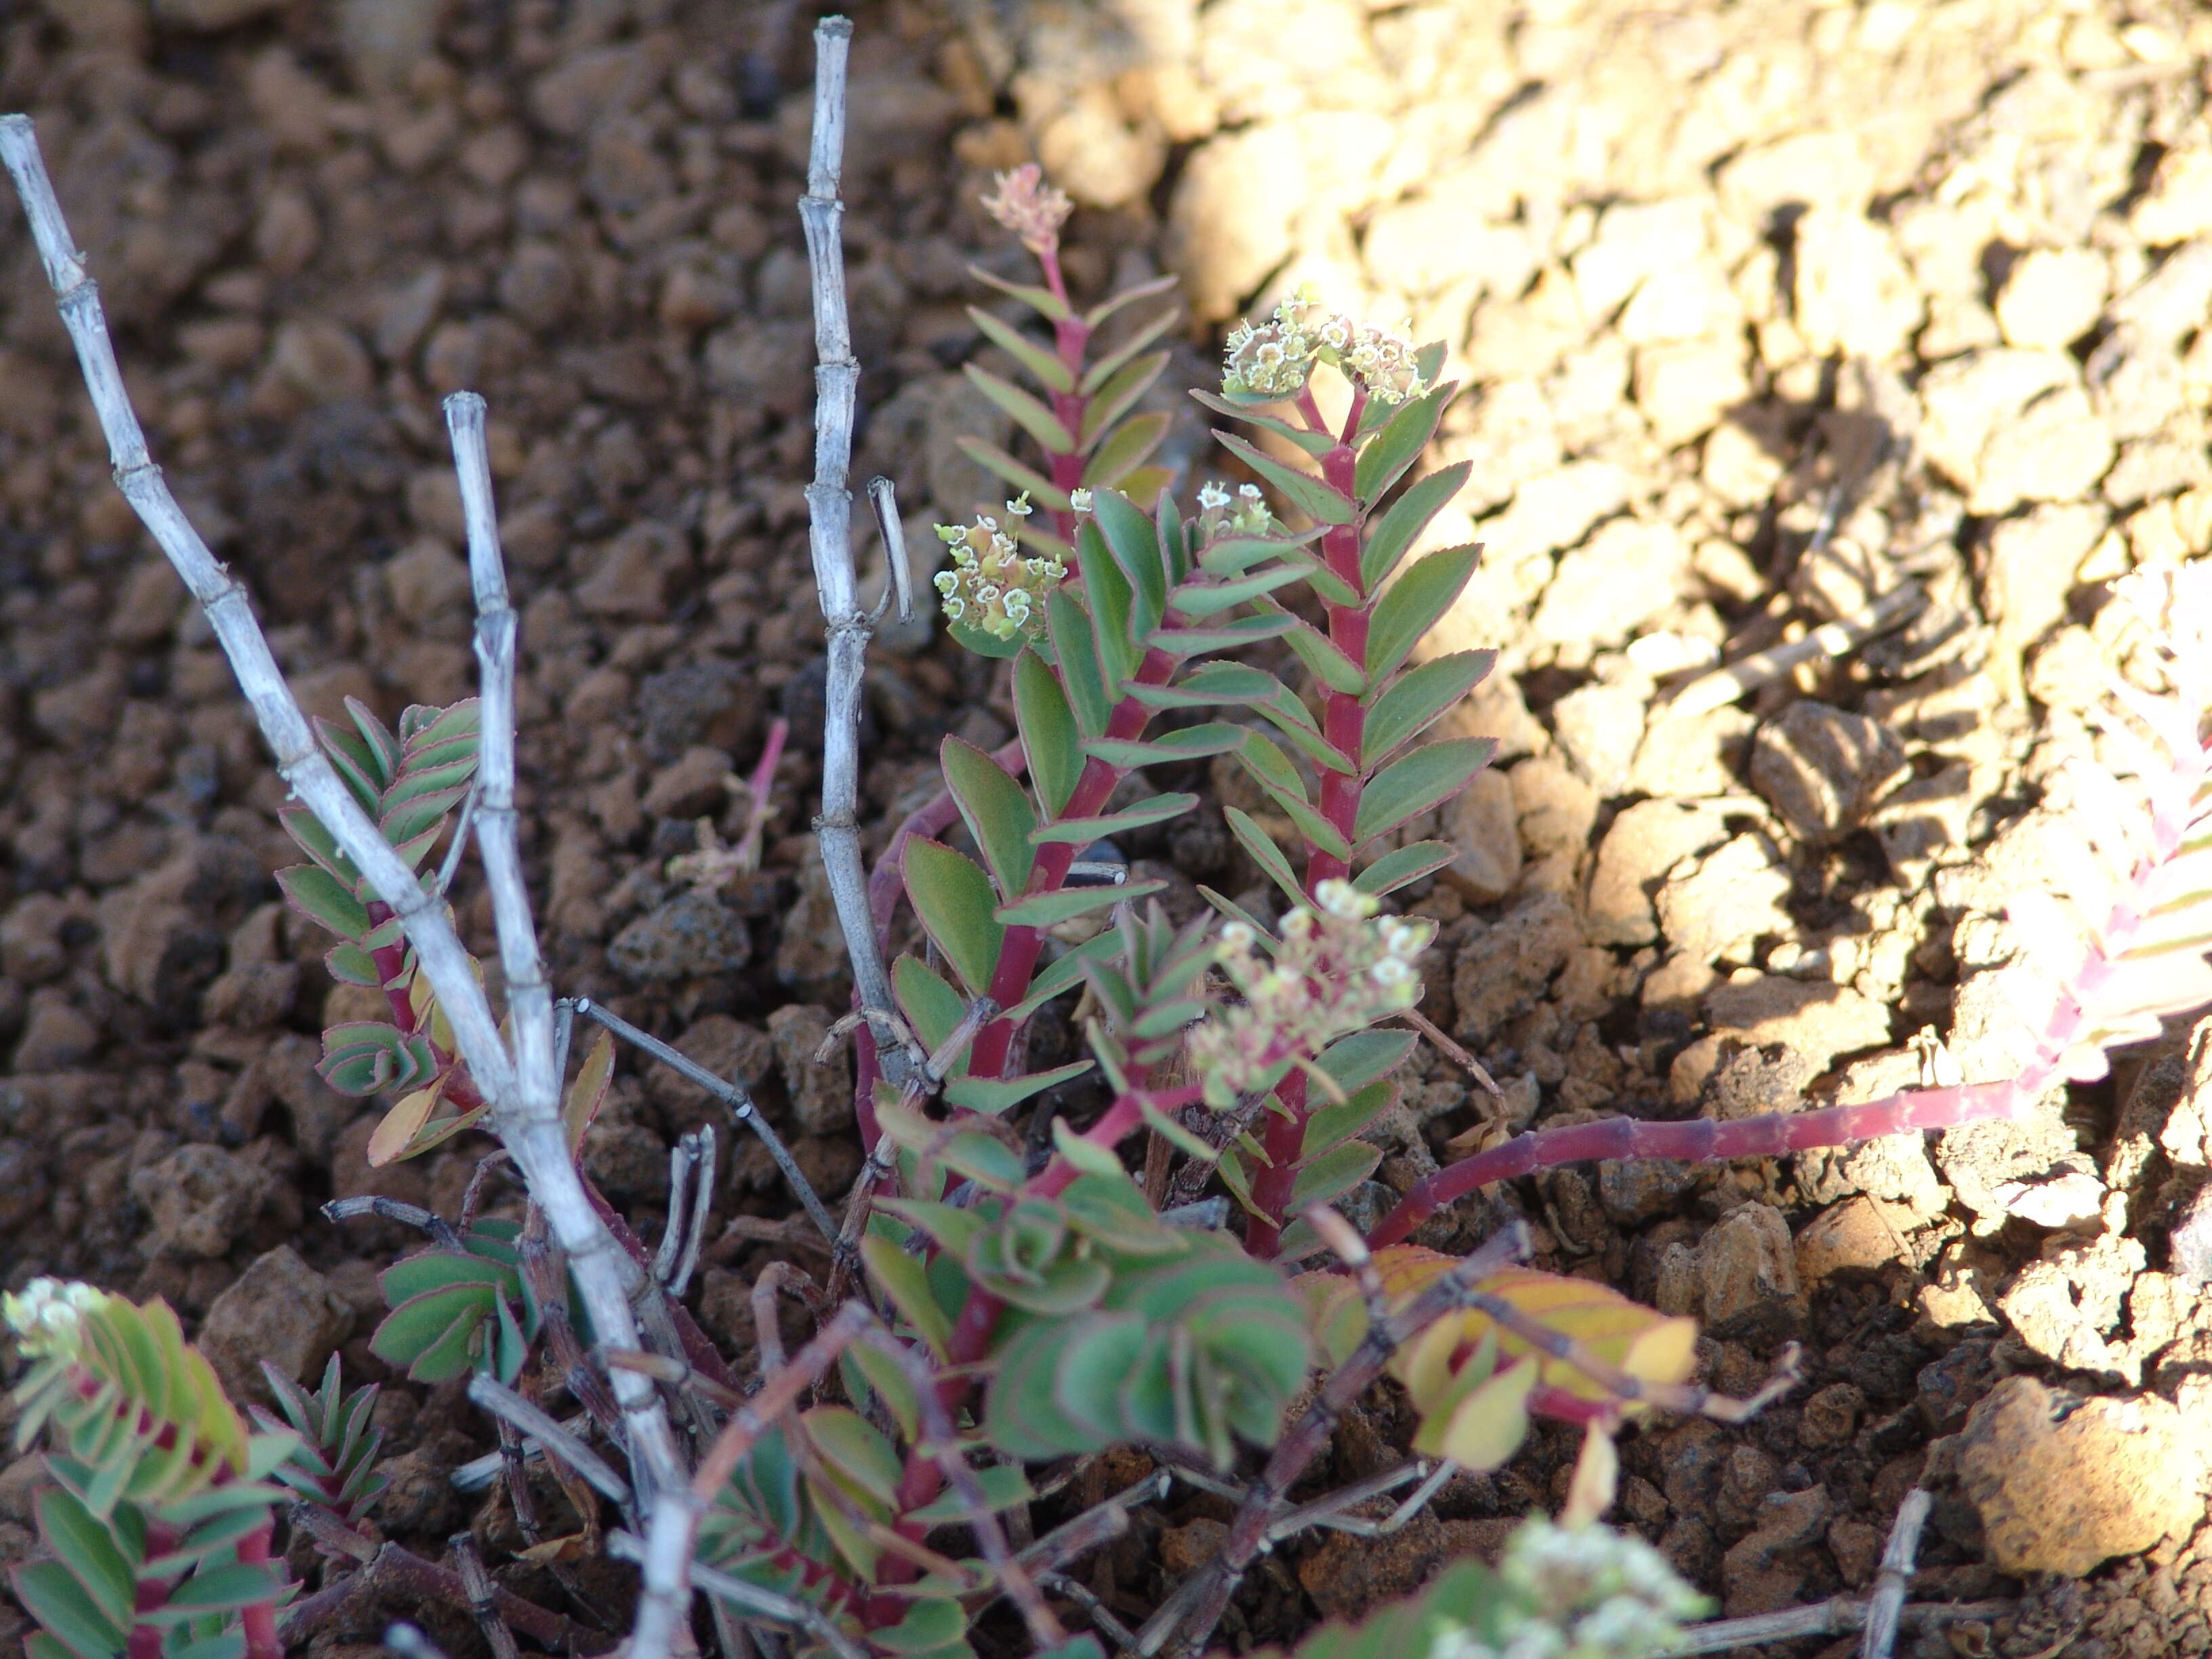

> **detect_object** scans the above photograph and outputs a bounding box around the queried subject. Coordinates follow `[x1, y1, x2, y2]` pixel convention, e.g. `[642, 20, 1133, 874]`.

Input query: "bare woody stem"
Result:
[0, 104, 687, 1594]
[797, 16, 908, 1092]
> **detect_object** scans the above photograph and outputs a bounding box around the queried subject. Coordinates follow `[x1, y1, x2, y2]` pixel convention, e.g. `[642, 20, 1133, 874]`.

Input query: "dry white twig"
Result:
[1859, 1487, 1931, 1659]
[1, 108, 690, 1651]
[1663, 581, 1923, 718]
[798, 16, 907, 1087]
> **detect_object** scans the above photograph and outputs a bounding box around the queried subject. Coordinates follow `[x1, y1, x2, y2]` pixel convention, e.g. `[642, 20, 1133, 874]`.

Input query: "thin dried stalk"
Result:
[797, 16, 906, 1087]
[1660, 1596, 2008, 1656]
[466, 1374, 632, 1507]
[1, 109, 685, 1540]
[571, 994, 840, 1247]
[1859, 1489, 1931, 1659]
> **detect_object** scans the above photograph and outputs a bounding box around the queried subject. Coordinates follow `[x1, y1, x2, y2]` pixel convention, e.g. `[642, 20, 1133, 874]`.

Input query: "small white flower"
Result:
[1238, 483, 1263, 501]
[1197, 480, 1232, 511]
[1069, 488, 1095, 514]
[1007, 493, 1033, 516]
[934, 571, 958, 596]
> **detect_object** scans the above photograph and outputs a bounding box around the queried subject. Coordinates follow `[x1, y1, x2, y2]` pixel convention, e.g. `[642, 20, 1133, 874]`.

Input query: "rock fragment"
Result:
[1957, 1376, 2203, 1576]
[768, 1004, 853, 1136]
[197, 1246, 353, 1402]
[1748, 701, 1908, 846]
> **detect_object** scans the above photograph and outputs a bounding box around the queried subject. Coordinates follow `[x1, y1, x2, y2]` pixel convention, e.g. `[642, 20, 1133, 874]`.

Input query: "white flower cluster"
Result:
[1186, 880, 1433, 1108]
[1222, 284, 1427, 406]
[1493, 1519, 1708, 1659]
[3, 1277, 106, 1360]
[933, 495, 1067, 643]
[1195, 479, 1275, 537]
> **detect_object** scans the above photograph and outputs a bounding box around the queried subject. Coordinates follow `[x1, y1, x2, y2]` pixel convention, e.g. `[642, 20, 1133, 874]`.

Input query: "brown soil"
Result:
[4, 2, 2212, 1657]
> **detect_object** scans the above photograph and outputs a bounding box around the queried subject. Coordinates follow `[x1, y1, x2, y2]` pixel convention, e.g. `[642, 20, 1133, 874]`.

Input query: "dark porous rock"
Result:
[639, 658, 762, 764]
[609, 890, 753, 981]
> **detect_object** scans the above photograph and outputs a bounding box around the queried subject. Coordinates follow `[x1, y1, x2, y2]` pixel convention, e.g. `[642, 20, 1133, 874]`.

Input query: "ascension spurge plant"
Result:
[18, 35, 2212, 1659]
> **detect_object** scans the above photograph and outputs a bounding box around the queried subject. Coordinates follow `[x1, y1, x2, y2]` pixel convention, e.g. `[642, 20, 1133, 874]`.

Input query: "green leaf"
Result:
[956, 436, 1071, 513]
[942, 737, 1037, 899]
[1353, 382, 1454, 504]
[1292, 1150, 1371, 1212]
[324, 941, 382, 988]
[1354, 737, 1498, 845]
[1365, 544, 1483, 687]
[1005, 930, 1126, 1021]
[1223, 806, 1307, 909]
[1362, 650, 1495, 765]
[1197, 531, 1323, 577]
[941, 1058, 1092, 1115]
[276, 864, 369, 941]
[157, 1561, 283, 1616]
[964, 363, 1076, 454]
[1048, 590, 1111, 739]
[1030, 792, 1198, 843]
[1353, 840, 1457, 896]
[1302, 1080, 1397, 1160]
[1090, 489, 1168, 630]
[994, 880, 1166, 930]
[1318, 1029, 1418, 1093]
[36, 1489, 134, 1629]
[345, 697, 404, 785]
[1052, 1314, 1151, 1440]
[1235, 731, 1353, 862]
[14, 1561, 126, 1659]
[279, 806, 357, 884]
[860, 1236, 954, 1359]
[970, 266, 1071, 323]
[903, 1465, 1033, 1525]
[947, 615, 1027, 661]
[1190, 389, 1334, 457]
[316, 1022, 413, 1097]
[1280, 618, 1368, 694]
[903, 840, 1005, 997]
[1014, 649, 1083, 817]
[939, 1132, 1027, 1191]
[1079, 346, 1170, 443]
[1084, 529, 1139, 691]
[1084, 272, 1179, 329]
[1169, 563, 1315, 617]
[1214, 431, 1356, 525]
[876, 1596, 968, 1656]
[1082, 411, 1170, 489]
[893, 954, 966, 1055]
[967, 306, 1075, 392]
[804, 1406, 903, 1511]
[1361, 461, 1472, 591]
[1081, 722, 1248, 769]
[1150, 613, 1296, 657]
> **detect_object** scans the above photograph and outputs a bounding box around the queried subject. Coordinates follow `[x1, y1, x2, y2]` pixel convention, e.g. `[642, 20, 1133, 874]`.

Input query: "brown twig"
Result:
[450, 1531, 523, 1659]
[276, 1540, 609, 1652]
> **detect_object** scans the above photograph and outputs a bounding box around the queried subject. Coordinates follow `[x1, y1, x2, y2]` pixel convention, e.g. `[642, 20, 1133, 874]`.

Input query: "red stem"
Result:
[1364, 1078, 2036, 1250]
[1038, 243, 1092, 545]
[236, 1523, 283, 1659]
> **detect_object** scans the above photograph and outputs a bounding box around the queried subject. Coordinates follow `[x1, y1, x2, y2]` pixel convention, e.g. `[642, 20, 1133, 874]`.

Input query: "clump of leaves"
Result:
[276, 696, 483, 1165]
[4, 1280, 297, 1659]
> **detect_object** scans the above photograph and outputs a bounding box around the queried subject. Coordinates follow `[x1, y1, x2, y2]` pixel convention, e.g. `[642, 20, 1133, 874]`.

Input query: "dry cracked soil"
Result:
[5, 0, 2212, 1656]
